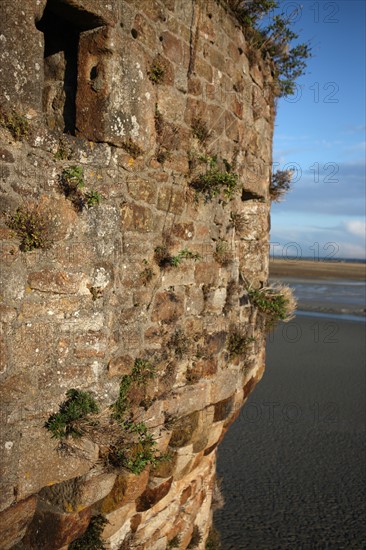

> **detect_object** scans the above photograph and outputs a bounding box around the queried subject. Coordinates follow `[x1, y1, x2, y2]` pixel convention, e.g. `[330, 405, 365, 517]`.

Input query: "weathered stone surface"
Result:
[0, 496, 37, 550]
[22, 503, 91, 550]
[17, 429, 99, 500]
[108, 354, 134, 378]
[28, 270, 89, 294]
[136, 477, 173, 512]
[103, 502, 136, 539]
[101, 469, 150, 514]
[169, 411, 199, 448]
[79, 471, 117, 509]
[151, 291, 184, 323]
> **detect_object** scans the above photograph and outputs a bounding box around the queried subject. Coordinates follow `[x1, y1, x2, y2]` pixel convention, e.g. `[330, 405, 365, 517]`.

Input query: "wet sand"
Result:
[215, 314, 366, 549]
[269, 259, 365, 281]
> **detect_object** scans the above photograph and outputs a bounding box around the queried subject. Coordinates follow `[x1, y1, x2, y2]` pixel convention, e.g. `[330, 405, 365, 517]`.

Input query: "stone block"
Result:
[22, 503, 91, 550]
[166, 381, 211, 418]
[17, 429, 99, 500]
[213, 395, 235, 422]
[185, 287, 204, 316]
[76, 26, 155, 151]
[133, 13, 158, 50]
[28, 270, 89, 295]
[157, 186, 186, 215]
[211, 369, 240, 403]
[204, 287, 227, 314]
[127, 176, 157, 203]
[161, 264, 195, 287]
[0, 3, 44, 111]
[169, 411, 199, 448]
[161, 31, 183, 64]
[136, 477, 173, 512]
[120, 202, 155, 232]
[108, 354, 134, 378]
[101, 469, 150, 514]
[74, 331, 107, 358]
[151, 291, 184, 323]
[0, 496, 37, 550]
[79, 472, 117, 509]
[194, 262, 220, 286]
[103, 502, 136, 539]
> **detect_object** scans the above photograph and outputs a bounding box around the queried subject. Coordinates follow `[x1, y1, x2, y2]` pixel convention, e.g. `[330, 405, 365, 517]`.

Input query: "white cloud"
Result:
[344, 220, 366, 239]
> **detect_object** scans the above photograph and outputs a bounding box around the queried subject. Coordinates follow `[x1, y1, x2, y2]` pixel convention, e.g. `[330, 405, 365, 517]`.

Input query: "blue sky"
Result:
[270, 0, 365, 260]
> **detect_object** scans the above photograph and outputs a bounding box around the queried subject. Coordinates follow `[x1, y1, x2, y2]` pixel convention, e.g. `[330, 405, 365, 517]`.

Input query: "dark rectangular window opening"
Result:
[36, 0, 104, 135]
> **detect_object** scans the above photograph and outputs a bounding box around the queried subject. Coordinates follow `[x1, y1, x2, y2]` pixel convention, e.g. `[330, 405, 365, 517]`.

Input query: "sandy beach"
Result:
[215, 314, 366, 549]
[269, 258, 365, 281]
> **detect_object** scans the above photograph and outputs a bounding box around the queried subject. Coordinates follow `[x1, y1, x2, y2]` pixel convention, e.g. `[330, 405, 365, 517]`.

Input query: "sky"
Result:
[270, 0, 366, 260]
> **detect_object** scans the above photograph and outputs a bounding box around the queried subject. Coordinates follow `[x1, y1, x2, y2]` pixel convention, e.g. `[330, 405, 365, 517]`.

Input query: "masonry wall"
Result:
[0, 1, 275, 548]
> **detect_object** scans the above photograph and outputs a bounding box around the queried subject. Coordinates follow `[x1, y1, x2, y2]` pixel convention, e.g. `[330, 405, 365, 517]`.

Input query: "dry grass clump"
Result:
[248, 283, 297, 323]
[269, 169, 293, 202]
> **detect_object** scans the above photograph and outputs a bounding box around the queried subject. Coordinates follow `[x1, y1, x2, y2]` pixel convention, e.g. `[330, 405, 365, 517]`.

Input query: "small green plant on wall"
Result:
[226, 328, 256, 359]
[44, 359, 169, 476]
[84, 190, 101, 208]
[6, 206, 52, 252]
[154, 246, 201, 269]
[148, 60, 165, 84]
[0, 107, 29, 140]
[214, 240, 233, 266]
[60, 166, 101, 211]
[44, 389, 99, 439]
[247, 282, 297, 325]
[190, 156, 238, 201]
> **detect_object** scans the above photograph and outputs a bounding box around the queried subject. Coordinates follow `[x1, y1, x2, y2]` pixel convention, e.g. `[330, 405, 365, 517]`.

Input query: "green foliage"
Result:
[45, 389, 99, 439]
[111, 422, 157, 474]
[190, 156, 238, 201]
[0, 108, 29, 140]
[69, 515, 107, 550]
[226, 0, 311, 96]
[62, 165, 84, 189]
[155, 246, 201, 269]
[44, 361, 164, 476]
[226, 329, 255, 359]
[85, 190, 101, 208]
[247, 284, 296, 323]
[111, 359, 155, 422]
[214, 240, 232, 266]
[148, 61, 165, 84]
[6, 207, 52, 252]
[109, 420, 170, 474]
[269, 169, 293, 201]
[54, 137, 74, 160]
[122, 138, 143, 158]
[60, 166, 101, 210]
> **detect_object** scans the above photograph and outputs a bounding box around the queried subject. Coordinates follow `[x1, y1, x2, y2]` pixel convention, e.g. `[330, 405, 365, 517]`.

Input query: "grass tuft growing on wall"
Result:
[6, 207, 52, 252]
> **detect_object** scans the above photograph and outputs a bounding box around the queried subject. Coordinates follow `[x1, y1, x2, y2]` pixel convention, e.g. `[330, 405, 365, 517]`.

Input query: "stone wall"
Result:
[0, 0, 275, 548]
